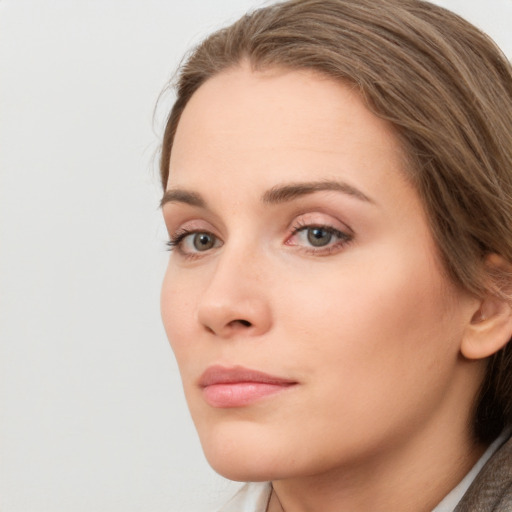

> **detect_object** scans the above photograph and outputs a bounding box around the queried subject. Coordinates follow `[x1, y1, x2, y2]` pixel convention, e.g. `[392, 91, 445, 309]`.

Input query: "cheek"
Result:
[260, 253, 465, 472]
[278, 247, 462, 403]
[160, 267, 198, 363]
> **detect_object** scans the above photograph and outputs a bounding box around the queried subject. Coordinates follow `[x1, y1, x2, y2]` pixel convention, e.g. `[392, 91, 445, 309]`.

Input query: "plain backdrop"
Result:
[1, 1, 511, 511]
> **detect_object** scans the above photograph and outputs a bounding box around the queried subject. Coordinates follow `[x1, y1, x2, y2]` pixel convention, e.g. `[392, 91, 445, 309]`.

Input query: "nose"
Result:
[196, 248, 272, 339]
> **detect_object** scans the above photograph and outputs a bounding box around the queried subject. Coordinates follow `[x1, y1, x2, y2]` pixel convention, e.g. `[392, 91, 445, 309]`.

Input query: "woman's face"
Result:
[161, 65, 482, 482]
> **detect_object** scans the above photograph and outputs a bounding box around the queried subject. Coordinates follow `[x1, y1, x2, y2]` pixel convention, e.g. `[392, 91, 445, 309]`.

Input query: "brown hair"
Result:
[159, 0, 512, 443]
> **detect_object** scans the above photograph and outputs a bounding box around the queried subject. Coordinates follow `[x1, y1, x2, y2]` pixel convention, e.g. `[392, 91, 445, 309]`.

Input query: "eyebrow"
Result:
[262, 180, 374, 205]
[160, 179, 374, 209]
[160, 189, 205, 208]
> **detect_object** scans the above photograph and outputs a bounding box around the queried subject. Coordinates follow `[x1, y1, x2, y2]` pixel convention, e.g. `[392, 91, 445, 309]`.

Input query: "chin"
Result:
[207, 457, 273, 483]
[197, 421, 293, 482]
[203, 444, 278, 482]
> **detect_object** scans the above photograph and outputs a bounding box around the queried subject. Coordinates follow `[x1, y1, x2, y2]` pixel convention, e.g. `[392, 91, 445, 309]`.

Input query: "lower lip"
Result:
[202, 382, 295, 408]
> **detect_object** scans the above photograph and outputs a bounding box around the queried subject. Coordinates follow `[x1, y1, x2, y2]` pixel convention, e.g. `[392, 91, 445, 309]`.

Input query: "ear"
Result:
[461, 255, 512, 360]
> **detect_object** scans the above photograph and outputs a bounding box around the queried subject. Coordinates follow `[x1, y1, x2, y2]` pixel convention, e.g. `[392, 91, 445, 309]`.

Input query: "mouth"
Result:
[198, 365, 297, 408]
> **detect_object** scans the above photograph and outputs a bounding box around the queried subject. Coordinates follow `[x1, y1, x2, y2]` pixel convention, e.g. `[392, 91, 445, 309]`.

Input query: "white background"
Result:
[1, 1, 511, 511]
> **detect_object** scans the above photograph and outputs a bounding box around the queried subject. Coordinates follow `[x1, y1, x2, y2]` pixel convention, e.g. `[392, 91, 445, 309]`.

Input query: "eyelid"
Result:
[165, 218, 223, 257]
[289, 211, 353, 237]
[285, 212, 354, 254]
[165, 212, 354, 258]
[166, 228, 223, 259]
[166, 217, 217, 238]
[162, 204, 225, 236]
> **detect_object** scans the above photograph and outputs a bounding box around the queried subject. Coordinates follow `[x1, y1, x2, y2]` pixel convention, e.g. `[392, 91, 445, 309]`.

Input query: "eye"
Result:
[305, 227, 335, 247]
[287, 223, 352, 254]
[167, 229, 222, 256]
[189, 232, 217, 251]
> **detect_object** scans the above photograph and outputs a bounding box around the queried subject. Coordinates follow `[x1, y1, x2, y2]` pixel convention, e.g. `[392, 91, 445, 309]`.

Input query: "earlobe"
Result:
[461, 255, 512, 360]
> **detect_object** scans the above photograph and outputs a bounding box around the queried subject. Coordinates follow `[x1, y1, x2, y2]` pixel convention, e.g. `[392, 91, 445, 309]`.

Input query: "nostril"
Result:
[230, 319, 252, 327]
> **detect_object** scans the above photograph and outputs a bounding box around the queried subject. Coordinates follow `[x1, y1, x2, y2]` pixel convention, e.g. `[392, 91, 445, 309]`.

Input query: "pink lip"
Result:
[199, 365, 297, 408]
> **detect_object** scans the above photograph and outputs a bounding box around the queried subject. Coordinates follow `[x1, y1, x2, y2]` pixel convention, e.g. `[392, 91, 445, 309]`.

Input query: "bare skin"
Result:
[160, 64, 501, 511]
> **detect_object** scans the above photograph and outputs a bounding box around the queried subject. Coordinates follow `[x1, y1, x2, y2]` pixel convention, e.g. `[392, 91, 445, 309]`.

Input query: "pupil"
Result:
[194, 233, 214, 251]
[307, 228, 332, 247]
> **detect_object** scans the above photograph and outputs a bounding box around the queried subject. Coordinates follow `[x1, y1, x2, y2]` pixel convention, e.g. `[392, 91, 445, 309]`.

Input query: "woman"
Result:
[159, 0, 512, 510]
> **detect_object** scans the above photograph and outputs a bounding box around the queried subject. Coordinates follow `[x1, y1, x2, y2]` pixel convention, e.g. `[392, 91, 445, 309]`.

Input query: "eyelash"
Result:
[166, 228, 194, 248]
[288, 220, 353, 255]
[166, 222, 353, 257]
[165, 228, 216, 255]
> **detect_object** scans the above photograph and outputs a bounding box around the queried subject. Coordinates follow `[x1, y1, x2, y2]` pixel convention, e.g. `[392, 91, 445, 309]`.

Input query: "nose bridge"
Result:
[196, 240, 272, 337]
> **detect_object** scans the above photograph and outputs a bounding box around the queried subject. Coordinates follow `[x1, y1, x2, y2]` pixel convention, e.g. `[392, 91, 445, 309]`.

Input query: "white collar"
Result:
[217, 481, 271, 512]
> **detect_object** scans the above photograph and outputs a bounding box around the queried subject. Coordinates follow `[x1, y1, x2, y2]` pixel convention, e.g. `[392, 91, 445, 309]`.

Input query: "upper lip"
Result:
[199, 365, 296, 387]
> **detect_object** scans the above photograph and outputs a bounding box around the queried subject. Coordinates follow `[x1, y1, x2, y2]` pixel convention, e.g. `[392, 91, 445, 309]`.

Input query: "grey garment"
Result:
[455, 435, 512, 512]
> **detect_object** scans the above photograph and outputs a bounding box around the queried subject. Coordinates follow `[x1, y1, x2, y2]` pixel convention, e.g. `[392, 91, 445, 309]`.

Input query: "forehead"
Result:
[168, 64, 409, 202]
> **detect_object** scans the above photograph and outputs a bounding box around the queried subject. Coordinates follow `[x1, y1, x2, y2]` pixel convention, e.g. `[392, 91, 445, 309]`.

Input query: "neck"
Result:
[267, 425, 486, 512]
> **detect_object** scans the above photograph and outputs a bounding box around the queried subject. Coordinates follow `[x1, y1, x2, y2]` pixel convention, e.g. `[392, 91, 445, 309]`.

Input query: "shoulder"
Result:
[455, 434, 512, 512]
